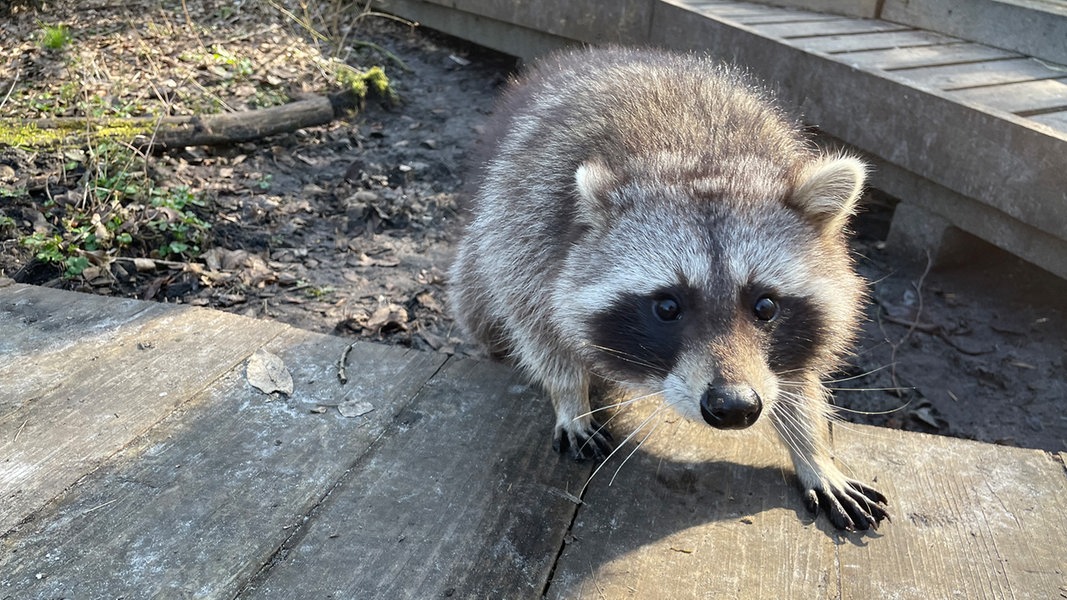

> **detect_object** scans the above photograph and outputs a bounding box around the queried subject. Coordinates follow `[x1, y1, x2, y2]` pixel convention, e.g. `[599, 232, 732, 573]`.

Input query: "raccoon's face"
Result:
[557, 155, 866, 429]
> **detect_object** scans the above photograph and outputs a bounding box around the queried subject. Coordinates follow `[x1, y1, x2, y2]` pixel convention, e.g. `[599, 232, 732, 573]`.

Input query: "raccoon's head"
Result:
[557, 154, 866, 429]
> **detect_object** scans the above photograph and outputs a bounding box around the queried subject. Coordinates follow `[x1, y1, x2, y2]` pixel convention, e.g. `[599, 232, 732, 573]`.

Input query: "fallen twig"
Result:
[337, 342, 356, 384]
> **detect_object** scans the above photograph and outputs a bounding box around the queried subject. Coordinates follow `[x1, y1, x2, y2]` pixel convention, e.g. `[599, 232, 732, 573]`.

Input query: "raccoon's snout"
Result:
[700, 385, 762, 429]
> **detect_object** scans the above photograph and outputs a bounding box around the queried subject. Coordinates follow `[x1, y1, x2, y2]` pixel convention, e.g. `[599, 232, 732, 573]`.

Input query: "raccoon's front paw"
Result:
[803, 478, 890, 531]
[552, 418, 614, 462]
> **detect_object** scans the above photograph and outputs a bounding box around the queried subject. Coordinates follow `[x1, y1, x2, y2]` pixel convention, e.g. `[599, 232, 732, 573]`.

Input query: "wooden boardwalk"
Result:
[2, 282, 1066, 597]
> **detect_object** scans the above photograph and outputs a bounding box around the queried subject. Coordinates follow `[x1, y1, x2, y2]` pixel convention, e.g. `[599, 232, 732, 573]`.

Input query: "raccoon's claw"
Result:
[804, 479, 890, 531]
[552, 419, 614, 462]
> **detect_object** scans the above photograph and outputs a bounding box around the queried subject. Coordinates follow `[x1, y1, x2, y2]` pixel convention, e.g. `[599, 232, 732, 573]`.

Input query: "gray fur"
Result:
[449, 47, 888, 531]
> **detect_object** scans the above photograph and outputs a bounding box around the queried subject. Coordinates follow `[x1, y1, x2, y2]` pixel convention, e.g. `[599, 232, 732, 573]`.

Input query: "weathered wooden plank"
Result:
[732, 12, 842, 25]
[0, 332, 447, 598]
[244, 357, 590, 598]
[890, 58, 1067, 91]
[792, 29, 960, 54]
[835, 43, 1021, 71]
[0, 285, 291, 535]
[1028, 109, 1067, 135]
[651, 0, 1067, 262]
[694, 0, 878, 19]
[546, 397, 840, 599]
[833, 425, 1067, 599]
[752, 17, 910, 39]
[0, 284, 163, 365]
[864, 151, 1067, 280]
[0, 284, 165, 417]
[403, 0, 655, 46]
[376, 0, 571, 61]
[754, 0, 879, 19]
[949, 78, 1067, 114]
[882, 0, 1067, 66]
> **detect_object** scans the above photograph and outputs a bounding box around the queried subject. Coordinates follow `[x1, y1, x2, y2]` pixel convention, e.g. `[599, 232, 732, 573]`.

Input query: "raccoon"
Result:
[449, 46, 889, 531]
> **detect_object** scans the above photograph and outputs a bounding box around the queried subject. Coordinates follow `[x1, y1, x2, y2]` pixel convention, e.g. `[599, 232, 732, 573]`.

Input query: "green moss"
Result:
[335, 65, 397, 103]
[0, 118, 157, 150]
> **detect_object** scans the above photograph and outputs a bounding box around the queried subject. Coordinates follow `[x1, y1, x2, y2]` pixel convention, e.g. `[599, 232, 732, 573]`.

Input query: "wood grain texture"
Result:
[654, 0, 1067, 245]
[792, 29, 959, 53]
[834, 425, 1067, 599]
[881, 0, 1067, 66]
[834, 43, 1021, 70]
[1029, 109, 1067, 134]
[949, 78, 1067, 113]
[546, 397, 842, 599]
[0, 330, 446, 598]
[890, 58, 1067, 91]
[547, 402, 1067, 599]
[0, 285, 291, 535]
[751, 17, 910, 38]
[244, 356, 591, 599]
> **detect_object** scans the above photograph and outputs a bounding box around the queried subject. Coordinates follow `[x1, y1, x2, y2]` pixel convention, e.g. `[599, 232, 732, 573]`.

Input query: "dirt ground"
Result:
[2, 2, 1064, 454]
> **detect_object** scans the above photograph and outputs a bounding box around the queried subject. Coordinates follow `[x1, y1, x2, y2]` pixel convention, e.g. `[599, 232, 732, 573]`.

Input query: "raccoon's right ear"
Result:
[789, 155, 867, 234]
[574, 159, 618, 229]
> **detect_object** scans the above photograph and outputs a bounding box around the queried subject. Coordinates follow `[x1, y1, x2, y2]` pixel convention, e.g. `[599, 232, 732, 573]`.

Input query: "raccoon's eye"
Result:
[753, 295, 779, 322]
[653, 297, 682, 322]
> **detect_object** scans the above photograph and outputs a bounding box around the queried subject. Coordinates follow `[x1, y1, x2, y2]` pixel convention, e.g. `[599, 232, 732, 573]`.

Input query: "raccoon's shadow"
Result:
[556, 421, 881, 568]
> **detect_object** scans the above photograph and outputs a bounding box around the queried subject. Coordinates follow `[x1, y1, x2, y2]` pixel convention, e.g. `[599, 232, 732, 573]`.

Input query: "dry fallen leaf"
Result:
[246, 349, 294, 397]
[337, 400, 374, 418]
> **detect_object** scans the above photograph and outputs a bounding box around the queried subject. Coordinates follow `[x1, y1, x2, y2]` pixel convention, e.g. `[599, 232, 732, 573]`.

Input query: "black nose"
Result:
[700, 385, 762, 429]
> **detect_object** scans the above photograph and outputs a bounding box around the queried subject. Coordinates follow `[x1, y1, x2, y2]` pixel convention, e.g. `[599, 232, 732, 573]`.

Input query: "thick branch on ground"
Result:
[0, 90, 364, 151]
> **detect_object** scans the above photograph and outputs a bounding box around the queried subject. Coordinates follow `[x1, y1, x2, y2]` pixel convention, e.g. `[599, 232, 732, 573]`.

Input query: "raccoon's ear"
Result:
[574, 159, 617, 229]
[790, 155, 866, 234]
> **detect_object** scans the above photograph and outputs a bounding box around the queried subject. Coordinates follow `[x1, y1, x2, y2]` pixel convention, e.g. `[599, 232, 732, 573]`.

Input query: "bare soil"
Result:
[2, 2, 1064, 453]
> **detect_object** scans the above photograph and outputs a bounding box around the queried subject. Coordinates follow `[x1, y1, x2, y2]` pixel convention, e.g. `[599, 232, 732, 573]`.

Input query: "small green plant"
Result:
[22, 232, 89, 277]
[17, 143, 213, 278]
[148, 186, 211, 259]
[39, 24, 71, 51]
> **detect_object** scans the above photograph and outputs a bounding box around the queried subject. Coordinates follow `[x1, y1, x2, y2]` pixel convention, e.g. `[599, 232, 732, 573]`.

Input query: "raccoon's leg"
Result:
[771, 382, 890, 531]
[522, 350, 613, 461]
[547, 371, 614, 462]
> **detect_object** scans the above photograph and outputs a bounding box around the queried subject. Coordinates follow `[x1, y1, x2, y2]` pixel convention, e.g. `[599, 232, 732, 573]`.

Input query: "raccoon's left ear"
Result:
[789, 155, 867, 234]
[574, 159, 618, 230]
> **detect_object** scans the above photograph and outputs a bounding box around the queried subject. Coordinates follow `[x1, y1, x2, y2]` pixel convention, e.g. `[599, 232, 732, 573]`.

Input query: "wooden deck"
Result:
[376, 0, 1067, 280]
[2, 282, 1067, 597]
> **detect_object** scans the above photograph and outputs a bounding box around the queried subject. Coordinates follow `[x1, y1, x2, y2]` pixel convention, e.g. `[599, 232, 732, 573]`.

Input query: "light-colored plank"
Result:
[0, 284, 161, 363]
[734, 13, 842, 25]
[793, 29, 959, 53]
[835, 43, 1021, 71]
[1028, 109, 1067, 135]
[0, 332, 447, 598]
[753, 0, 879, 19]
[693, 1, 810, 18]
[949, 78, 1067, 114]
[0, 285, 169, 417]
[882, 0, 1067, 66]
[547, 397, 841, 599]
[650, 0, 1067, 274]
[891, 57, 1067, 91]
[0, 285, 291, 535]
[694, 0, 879, 19]
[752, 17, 910, 39]
[246, 356, 591, 598]
[834, 425, 1067, 599]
